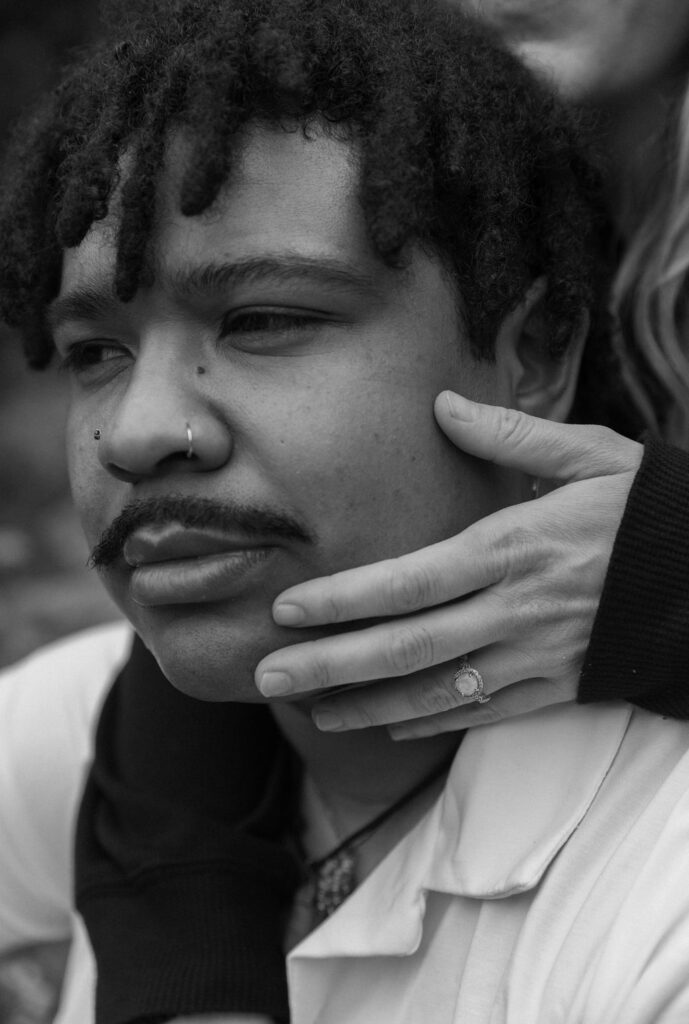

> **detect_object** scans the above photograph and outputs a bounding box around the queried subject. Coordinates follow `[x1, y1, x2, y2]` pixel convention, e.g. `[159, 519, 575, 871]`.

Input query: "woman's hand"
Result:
[255, 392, 643, 737]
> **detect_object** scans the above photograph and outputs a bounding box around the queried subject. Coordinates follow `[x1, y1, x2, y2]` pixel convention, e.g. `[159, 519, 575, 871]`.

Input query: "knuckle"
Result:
[494, 405, 529, 449]
[323, 590, 345, 624]
[442, 702, 504, 728]
[591, 424, 628, 454]
[492, 523, 536, 578]
[387, 624, 435, 675]
[588, 424, 617, 449]
[417, 678, 458, 716]
[342, 700, 379, 728]
[307, 651, 334, 690]
[453, 697, 505, 725]
[510, 590, 554, 632]
[472, 701, 504, 725]
[386, 561, 437, 613]
[578, 425, 641, 474]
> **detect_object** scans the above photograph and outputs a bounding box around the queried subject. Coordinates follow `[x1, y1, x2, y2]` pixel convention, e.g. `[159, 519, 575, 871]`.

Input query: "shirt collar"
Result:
[290, 701, 632, 961]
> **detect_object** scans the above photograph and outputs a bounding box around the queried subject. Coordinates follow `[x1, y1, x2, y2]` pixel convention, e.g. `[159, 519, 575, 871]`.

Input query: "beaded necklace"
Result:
[305, 758, 451, 919]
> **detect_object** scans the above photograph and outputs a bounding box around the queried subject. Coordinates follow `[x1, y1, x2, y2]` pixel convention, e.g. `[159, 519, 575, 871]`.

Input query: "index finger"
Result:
[272, 514, 506, 626]
[436, 393, 643, 481]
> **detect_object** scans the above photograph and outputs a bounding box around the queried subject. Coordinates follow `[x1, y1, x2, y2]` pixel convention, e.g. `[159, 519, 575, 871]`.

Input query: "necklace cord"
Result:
[308, 755, 453, 872]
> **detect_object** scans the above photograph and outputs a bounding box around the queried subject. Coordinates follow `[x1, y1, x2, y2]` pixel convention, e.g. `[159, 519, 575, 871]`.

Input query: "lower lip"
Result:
[128, 547, 275, 606]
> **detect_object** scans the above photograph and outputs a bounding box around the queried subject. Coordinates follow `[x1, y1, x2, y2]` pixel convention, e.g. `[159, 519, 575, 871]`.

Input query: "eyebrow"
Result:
[170, 254, 381, 299]
[47, 253, 381, 333]
[46, 286, 122, 334]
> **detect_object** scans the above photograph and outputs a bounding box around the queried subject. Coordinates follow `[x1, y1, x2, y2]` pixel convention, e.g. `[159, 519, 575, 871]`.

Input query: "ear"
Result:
[493, 277, 589, 422]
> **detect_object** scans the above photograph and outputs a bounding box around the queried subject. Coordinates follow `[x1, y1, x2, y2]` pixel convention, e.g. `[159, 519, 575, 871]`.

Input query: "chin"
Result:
[153, 648, 261, 702]
[130, 603, 282, 703]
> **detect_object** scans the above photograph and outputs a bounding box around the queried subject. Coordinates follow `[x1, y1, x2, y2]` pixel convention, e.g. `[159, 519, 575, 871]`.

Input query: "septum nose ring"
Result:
[186, 422, 194, 459]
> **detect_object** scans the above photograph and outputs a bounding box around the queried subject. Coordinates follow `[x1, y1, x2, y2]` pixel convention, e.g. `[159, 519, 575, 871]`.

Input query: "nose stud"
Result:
[92, 426, 194, 457]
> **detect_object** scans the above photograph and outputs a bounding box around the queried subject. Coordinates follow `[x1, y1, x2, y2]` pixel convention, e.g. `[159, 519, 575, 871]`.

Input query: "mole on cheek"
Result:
[196, 366, 206, 376]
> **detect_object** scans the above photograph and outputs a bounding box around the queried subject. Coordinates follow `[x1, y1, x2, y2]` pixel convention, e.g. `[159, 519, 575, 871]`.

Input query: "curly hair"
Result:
[0, 0, 612, 414]
[610, 84, 689, 448]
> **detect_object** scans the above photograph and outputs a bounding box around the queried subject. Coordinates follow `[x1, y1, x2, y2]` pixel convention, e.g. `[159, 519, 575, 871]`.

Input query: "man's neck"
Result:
[271, 701, 459, 845]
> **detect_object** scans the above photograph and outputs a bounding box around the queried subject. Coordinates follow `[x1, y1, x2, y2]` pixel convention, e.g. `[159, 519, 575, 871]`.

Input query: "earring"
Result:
[93, 429, 101, 441]
[185, 422, 194, 459]
[530, 477, 541, 499]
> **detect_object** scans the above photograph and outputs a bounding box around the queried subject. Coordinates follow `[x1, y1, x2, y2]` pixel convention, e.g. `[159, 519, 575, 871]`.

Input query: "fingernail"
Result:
[388, 725, 416, 741]
[273, 603, 306, 626]
[444, 391, 476, 421]
[259, 670, 294, 697]
[313, 709, 345, 731]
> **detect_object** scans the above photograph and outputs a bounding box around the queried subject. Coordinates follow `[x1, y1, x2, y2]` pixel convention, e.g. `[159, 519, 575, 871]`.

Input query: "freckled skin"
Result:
[59, 126, 521, 702]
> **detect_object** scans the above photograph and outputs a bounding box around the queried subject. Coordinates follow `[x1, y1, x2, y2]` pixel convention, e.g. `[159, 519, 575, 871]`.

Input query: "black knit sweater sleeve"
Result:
[75, 635, 301, 1024]
[578, 437, 689, 717]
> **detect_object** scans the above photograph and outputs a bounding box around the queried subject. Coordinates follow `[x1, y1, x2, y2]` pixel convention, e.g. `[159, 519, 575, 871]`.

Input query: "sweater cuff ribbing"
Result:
[578, 437, 689, 716]
[77, 866, 292, 1024]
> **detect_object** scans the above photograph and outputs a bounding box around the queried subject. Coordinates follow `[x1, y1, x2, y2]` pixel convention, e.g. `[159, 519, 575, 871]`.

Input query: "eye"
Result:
[58, 341, 130, 381]
[218, 309, 323, 350]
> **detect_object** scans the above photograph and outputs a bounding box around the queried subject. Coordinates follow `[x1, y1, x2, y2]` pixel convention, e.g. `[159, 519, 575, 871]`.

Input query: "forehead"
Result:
[59, 125, 379, 293]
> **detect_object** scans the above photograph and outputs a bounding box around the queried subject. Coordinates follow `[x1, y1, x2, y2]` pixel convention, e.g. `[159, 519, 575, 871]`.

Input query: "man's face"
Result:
[460, 0, 689, 100]
[53, 125, 521, 701]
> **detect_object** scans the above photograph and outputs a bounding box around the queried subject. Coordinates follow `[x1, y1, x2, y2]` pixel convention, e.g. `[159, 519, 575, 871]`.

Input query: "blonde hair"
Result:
[612, 84, 689, 448]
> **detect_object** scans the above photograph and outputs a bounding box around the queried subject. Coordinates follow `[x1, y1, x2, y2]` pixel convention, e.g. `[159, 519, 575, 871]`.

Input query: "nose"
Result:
[97, 347, 232, 482]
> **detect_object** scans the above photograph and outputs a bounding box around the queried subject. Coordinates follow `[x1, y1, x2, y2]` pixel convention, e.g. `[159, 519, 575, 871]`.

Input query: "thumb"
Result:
[434, 391, 643, 481]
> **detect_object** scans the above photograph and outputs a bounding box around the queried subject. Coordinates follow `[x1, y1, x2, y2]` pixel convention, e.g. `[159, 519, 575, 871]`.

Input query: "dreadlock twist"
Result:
[0, 0, 610, 414]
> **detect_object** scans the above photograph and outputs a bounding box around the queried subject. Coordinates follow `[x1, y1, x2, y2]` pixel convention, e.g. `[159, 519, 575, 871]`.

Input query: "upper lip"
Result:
[123, 524, 275, 567]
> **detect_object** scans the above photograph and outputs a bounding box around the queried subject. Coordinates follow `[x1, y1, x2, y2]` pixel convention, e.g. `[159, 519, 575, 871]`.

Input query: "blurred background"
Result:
[0, 6, 118, 1021]
[0, 0, 119, 674]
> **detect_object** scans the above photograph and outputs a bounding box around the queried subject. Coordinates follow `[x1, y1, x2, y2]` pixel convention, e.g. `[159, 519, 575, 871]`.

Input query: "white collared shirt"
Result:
[287, 697, 689, 1023]
[2, 624, 689, 1023]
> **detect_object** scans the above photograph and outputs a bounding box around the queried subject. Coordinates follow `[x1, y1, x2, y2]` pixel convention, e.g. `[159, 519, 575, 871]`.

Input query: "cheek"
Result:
[65, 411, 110, 546]
[255, 362, 503, 568]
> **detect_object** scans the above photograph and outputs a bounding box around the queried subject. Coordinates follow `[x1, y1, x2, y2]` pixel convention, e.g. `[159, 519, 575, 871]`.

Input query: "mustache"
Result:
[89, 495, 314, 568]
